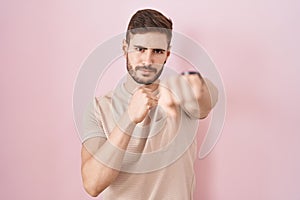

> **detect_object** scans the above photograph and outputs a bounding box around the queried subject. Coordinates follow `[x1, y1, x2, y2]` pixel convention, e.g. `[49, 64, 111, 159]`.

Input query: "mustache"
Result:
[135, 65, 157, 73]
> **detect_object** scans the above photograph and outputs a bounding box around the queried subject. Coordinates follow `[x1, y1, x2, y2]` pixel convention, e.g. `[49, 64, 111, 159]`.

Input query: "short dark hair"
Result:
[126, 9, 173, 47]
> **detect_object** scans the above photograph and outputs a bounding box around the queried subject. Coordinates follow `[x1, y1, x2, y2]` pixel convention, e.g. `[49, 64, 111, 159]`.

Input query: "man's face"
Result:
[124, 32, 170, 85]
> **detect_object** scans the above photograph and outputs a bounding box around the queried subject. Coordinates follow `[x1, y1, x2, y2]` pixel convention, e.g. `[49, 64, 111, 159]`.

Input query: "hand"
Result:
[160, 74, 201, 105]
[127, 85, 158, 124]
[163, 73, 218, 118]
[159, 73, 205, 118]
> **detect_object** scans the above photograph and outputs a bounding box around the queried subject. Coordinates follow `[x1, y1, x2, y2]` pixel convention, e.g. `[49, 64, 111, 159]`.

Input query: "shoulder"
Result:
[95, 90, 114, 105]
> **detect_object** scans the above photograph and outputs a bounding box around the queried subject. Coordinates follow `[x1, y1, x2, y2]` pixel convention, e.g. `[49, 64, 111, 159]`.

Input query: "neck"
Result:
[124, 74, 159, 94]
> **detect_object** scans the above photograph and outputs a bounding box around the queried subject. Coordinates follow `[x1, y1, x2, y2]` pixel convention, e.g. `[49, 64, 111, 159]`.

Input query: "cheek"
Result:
[127, 53, 139, 64]
[155, 54, 168, 63]
[153, 56, 167, 66]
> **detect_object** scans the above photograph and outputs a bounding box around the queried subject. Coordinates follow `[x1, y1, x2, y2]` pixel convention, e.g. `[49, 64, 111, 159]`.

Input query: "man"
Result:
[80, 9, 218, 199]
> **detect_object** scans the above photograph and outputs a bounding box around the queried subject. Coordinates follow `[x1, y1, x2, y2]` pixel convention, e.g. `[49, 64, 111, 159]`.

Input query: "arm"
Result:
[161, 73, 218, 119]
[81, 124, 132, 197]
[184, 73, 218, 119]
[81, 86, 158, 197]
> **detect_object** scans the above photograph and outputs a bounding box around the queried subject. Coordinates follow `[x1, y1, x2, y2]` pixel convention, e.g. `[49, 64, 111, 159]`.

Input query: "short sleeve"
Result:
[81, 98, 106, 143]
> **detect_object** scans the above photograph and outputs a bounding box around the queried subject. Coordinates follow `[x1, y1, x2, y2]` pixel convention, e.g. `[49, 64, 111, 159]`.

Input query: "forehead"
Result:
[128, 32, 168, 50]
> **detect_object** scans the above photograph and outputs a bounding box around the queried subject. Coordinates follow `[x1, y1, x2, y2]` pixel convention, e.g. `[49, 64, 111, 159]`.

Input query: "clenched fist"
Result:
[159, 73, 218, 119]
[127, 85, 159, 124]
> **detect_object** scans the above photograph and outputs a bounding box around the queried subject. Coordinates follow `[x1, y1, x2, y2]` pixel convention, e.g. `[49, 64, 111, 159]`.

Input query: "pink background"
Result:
[1, 0, 300, 199]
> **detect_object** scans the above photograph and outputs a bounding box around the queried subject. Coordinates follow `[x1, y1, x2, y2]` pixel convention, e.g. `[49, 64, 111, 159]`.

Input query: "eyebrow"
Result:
[133, 45, 166, 52]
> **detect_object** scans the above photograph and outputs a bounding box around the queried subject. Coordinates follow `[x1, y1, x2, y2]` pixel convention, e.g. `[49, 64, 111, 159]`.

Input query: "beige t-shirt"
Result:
[81, 82, 199, 200]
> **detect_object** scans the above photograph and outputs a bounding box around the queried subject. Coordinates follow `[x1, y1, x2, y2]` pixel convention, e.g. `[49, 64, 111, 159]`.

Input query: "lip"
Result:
[139, 69, 154, 73]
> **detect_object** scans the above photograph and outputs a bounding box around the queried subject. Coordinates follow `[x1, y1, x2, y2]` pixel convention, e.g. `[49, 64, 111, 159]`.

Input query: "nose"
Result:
[142, 50, 153, 66]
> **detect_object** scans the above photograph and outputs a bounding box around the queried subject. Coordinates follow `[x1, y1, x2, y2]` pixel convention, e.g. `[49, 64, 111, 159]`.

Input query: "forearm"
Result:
[81, 112, 136, 196]
[197, 78, 218, 118]
[81, 84, 158, 196]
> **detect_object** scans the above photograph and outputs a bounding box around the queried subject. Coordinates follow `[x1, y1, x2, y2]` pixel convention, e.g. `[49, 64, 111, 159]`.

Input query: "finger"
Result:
[146, 93, 159, 101]
[167, 76, 195, 105]
[183, 73, 203, 86]
[147, 105, 151, 110]
[179, 76, 197, 102]
[136, 87, 155, 96]
[183, 74, 205, 100]
[148, 98, 158, 105]
[141, 87, 156, 93]
[143, 83, 159, 91]
[147, 99, 158, 108]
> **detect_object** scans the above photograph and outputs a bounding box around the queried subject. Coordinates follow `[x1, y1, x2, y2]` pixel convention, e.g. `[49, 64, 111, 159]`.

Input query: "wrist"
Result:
[116, 111, 137, 136]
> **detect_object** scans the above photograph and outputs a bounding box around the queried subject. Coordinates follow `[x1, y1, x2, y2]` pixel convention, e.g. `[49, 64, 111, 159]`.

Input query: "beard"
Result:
[126, 55, 164, 85]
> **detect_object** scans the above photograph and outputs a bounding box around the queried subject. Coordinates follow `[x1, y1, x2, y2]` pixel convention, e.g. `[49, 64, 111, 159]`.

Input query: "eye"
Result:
[153, 49, 164, 54]
[135, 47, 146, 52]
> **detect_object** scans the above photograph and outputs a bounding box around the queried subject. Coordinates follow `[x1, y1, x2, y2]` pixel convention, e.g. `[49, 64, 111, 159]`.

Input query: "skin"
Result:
[125, 32, 170, 86]
[80, 32, 217, 197]
[124, 32, 170, 122]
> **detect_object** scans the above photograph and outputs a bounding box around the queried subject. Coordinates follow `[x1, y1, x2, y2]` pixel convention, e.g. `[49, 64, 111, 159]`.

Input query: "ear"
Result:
[167, 50, 170, 57]
[122, 39, 128, 56]
[164, 50, 171, 63]
[166, 45, 171, 59]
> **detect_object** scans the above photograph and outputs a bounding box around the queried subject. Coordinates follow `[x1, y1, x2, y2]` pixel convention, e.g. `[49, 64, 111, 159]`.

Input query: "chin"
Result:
[134, 77, 156, 85]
